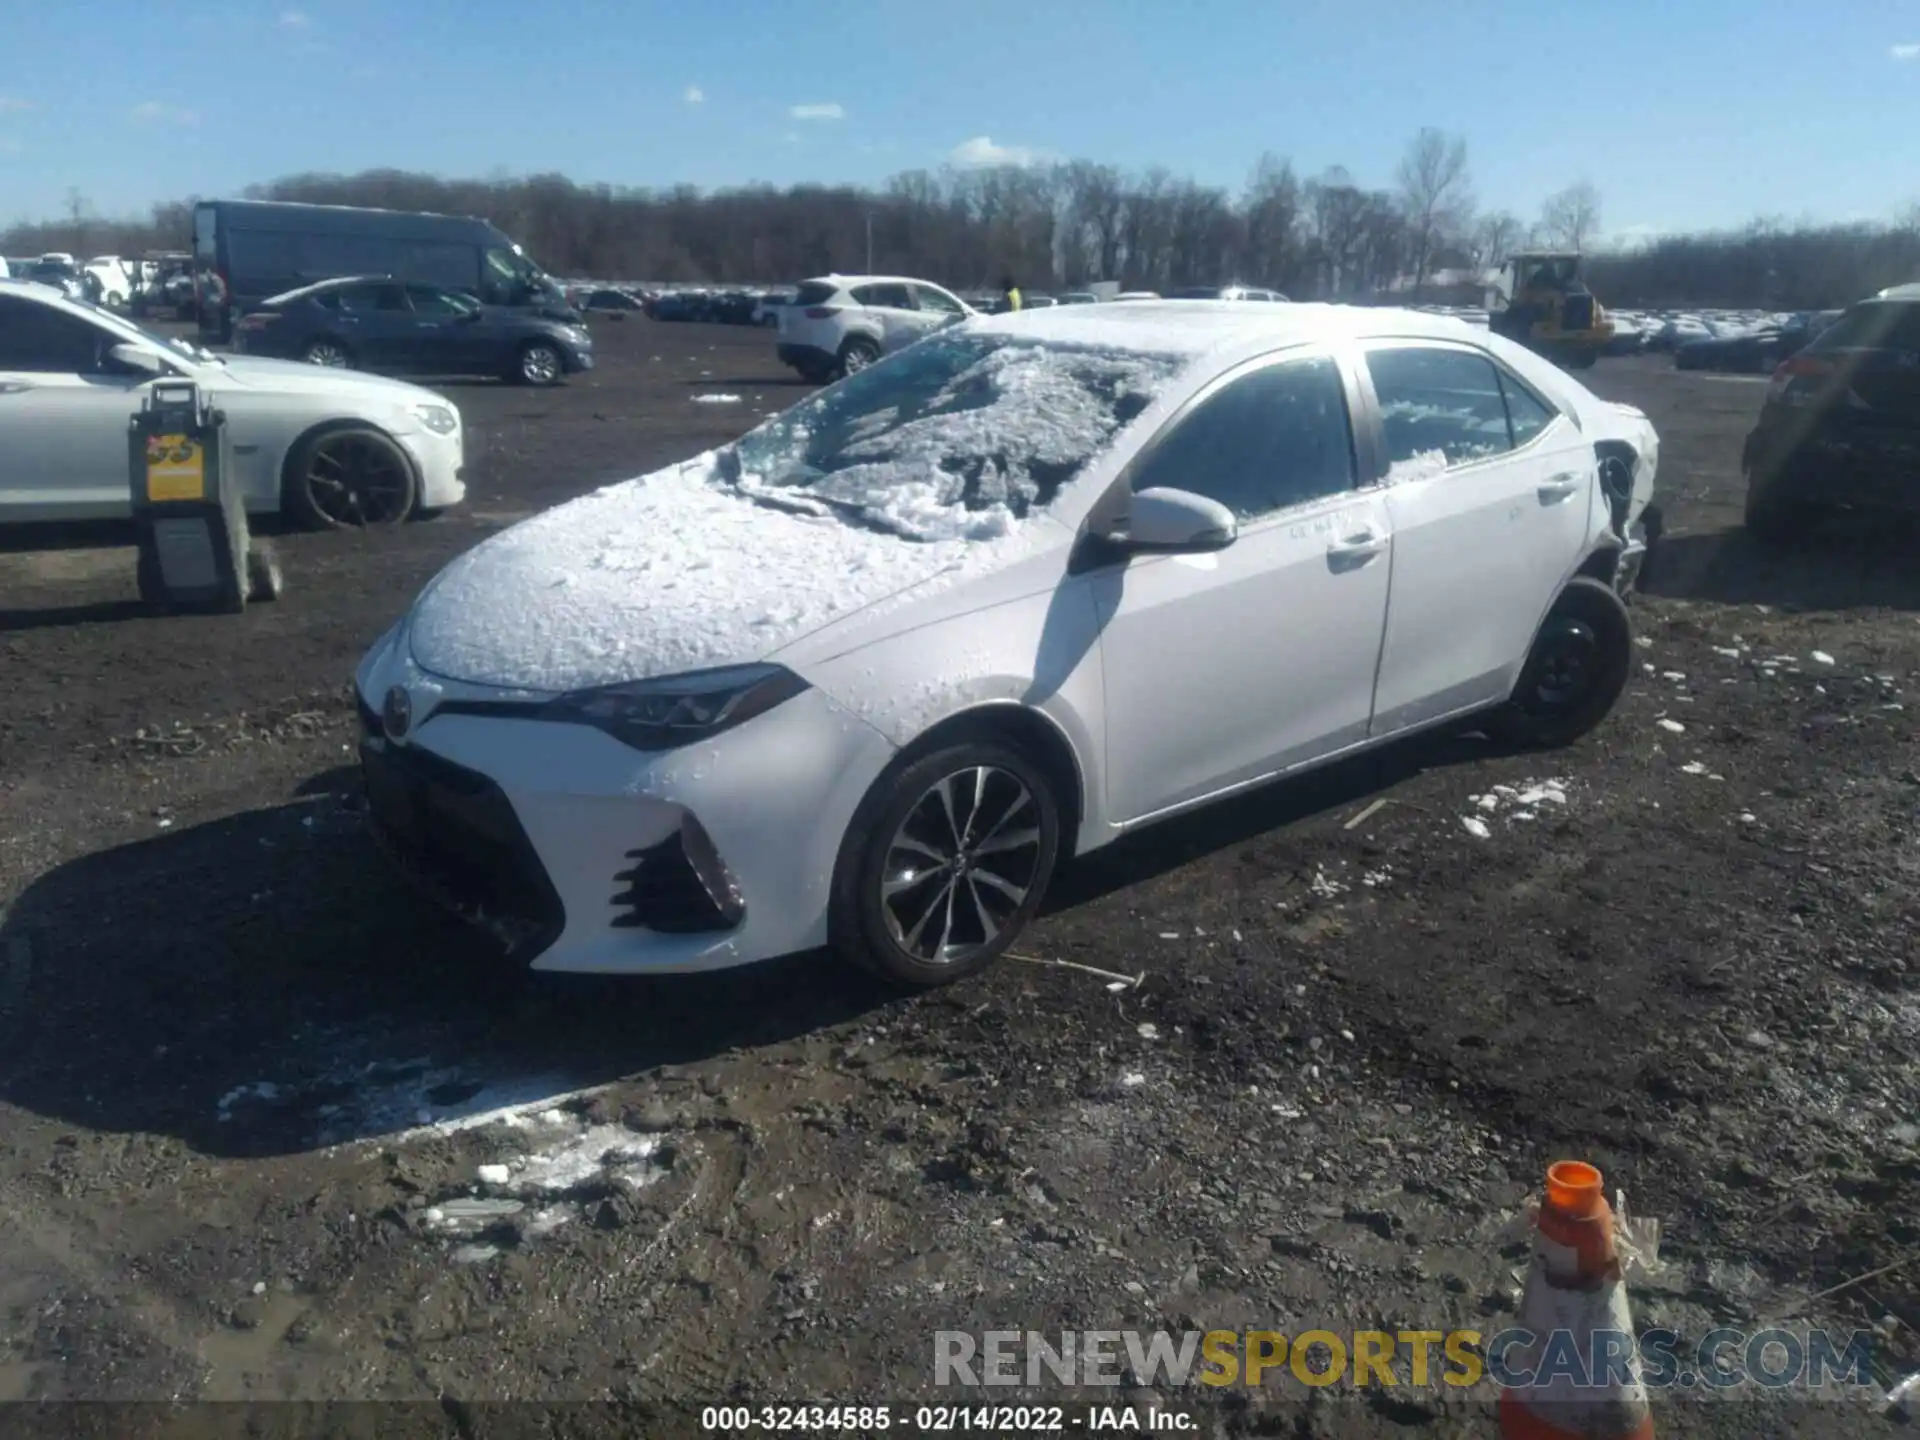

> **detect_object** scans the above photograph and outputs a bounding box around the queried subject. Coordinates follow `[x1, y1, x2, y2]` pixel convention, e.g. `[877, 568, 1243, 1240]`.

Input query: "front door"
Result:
[1361, 342, 1598, 736]
[848, 282, 922, 352]
[1091, 350, 1393, 824]
[0, 294, 154, 520]
[402, 284, 493, 373]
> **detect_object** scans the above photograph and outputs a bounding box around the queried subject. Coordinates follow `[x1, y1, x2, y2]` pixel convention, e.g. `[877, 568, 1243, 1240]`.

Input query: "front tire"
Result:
[283, 427, 419, 531]
[1485, 577, 1633, 749]
[829, 739, 1061, 988]
[515, 341, 565, 386]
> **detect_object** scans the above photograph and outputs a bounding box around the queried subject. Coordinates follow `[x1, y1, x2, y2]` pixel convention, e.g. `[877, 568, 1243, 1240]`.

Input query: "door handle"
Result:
[1537, 474, 1582, 502]
[1327, 531, 1389, 561]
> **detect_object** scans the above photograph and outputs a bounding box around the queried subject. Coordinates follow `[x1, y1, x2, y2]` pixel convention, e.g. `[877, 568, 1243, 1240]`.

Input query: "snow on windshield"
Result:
[729, 335, 1184, 542]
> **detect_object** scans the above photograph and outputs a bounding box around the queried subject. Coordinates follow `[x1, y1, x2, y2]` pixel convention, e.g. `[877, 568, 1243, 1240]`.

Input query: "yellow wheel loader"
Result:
[1488, 250, 1614, 370]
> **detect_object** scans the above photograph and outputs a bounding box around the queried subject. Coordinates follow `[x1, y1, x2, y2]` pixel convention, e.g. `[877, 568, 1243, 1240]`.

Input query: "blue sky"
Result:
[1, 0, 1916, 243]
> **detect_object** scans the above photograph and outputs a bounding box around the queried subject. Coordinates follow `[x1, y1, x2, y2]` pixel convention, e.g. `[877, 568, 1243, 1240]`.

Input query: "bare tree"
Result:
[1539, 181, 1603, 251]
[1394, 128, 1473, 299]
[1471, 211, 1524, 271]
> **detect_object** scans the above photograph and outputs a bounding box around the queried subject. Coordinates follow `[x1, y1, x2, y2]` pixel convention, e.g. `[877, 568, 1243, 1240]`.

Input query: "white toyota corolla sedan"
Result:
[0, 278, 465, 529]
[355, 302, 1660, 986]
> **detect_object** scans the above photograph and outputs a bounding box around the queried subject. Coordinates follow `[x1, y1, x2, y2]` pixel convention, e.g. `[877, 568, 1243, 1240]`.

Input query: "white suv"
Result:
[775, 274, 977, 382]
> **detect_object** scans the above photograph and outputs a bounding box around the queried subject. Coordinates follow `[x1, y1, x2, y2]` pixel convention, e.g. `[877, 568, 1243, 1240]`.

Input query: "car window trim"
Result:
[1357, 337, 1568, 474]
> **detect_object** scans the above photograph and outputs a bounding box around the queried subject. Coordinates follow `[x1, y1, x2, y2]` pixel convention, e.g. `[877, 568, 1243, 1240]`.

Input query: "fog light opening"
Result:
[678, 813, 746, 927]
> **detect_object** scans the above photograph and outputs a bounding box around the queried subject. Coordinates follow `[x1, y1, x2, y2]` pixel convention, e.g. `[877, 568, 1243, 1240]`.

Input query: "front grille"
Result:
[1561, 295, 1595, 331]
[360, 737, 564, 959]
[611, 826, 741, 934]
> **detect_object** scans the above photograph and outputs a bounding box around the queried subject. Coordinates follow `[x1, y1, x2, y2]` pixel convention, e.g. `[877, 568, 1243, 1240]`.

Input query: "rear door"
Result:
[326, 282, 416, 371]
[848, 282, 920, 351]
[1359, 341, 1596, 736]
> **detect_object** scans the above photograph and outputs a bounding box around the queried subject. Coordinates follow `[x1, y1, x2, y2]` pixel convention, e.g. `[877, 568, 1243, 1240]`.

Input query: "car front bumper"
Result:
[352, 633, 899, 974]
[394, 424, 467, 511]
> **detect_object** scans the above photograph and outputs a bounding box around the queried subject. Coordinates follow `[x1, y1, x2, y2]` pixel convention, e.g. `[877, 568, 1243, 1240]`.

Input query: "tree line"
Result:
[7, 133, 1916, 310]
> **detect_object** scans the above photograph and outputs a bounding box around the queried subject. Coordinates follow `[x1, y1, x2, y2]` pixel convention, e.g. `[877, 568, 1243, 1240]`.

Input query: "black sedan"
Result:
[232, 277, 593, 385]
[575, 287, 646, 320]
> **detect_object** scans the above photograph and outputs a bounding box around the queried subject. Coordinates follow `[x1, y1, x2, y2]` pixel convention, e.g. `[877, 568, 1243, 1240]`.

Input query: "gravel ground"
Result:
[1, 321, 1916, 1437]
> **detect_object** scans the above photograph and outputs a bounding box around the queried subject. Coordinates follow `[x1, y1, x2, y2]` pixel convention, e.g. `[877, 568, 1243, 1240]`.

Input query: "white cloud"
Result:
[0, 138, 21, 154]
[948, 135, 1048, 168]
[1892, 42, 1920, 60]
[789, 102, 845, 121]
[683, 84, 705, 104]
[0, 97, 33, 112]
[782, 131, 801, 144]
[280, 8, 310, 27]
[132, 101, 199, 126]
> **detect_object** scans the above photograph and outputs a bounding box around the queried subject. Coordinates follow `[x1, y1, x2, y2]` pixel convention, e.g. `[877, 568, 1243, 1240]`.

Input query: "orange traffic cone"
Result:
[1498, 1161, 1655, 1439]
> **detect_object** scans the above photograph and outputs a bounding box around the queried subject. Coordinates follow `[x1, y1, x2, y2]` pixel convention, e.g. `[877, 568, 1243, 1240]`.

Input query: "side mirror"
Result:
[107, 342, 167, 378]
[1111, 487, 1238, 553]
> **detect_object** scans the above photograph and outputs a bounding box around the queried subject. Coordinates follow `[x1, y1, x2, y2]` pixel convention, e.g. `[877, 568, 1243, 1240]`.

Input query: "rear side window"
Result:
[1497, 370, 1558, 448]
[792, 281, 837, 307]
[1366, 346, 1514, 468]
[1809, 302, 1920, 353]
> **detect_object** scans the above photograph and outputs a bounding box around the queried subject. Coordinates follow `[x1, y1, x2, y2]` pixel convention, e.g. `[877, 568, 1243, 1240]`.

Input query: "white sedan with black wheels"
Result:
[355, 302, 1658, 987]
[0, 278, 465, 529]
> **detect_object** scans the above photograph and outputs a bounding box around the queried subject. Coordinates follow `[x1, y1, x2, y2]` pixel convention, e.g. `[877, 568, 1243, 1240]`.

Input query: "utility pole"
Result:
[865, 211, 874, 272]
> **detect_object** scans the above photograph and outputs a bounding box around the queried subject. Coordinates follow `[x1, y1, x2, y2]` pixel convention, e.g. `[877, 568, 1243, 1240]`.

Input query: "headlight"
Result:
[412, 403, 459, 435]
[543, 664, 809, 752]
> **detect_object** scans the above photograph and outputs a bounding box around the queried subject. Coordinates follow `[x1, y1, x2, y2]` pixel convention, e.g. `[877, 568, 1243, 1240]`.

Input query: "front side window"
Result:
[0, 295, 113, 372]
[480, 245, 543, 305]
[1366, 346, 1516, 470]
[1127, 354, 1357, 521]
[1809, 302, 1920, 353]
[852, 283, 914, 310]
[406, 285, 477, 317]
[913, 285, 965, 316]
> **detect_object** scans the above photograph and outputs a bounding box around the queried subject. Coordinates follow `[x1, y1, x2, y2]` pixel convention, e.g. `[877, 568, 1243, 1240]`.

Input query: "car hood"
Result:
[205, 352, 442, 402]
[405, 452, 1051, 693]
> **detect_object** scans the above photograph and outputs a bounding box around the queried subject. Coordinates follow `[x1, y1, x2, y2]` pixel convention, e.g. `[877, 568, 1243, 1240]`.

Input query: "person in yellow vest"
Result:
[1000, 274, 1022, 313]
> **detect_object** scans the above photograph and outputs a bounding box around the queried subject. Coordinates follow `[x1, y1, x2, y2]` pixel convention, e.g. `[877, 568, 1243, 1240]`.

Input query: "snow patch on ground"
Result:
[1462, 778, 1574, 835]
[691, 393, 743, 404]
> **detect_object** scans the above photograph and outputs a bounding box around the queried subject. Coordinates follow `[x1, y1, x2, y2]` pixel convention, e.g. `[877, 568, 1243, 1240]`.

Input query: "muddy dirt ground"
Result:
[1, 320, 1917, 1438]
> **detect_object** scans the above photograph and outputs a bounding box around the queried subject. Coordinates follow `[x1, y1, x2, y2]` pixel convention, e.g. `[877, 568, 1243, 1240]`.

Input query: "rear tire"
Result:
[837, 336, 881, 379]
[829, 738, 1061, 988]
[302, 337, 354, 368]
[1484, 577, 1633, 749]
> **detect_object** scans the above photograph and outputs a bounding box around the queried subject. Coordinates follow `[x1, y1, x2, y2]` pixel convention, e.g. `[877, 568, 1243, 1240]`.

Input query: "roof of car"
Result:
[1872, 283, 1920, 301]
[804, 274, 953, 289]
[966, 299, 1486, 358]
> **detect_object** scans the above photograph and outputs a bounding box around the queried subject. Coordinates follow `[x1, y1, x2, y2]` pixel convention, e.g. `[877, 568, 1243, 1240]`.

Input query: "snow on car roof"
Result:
[966, 300, 1485, 359]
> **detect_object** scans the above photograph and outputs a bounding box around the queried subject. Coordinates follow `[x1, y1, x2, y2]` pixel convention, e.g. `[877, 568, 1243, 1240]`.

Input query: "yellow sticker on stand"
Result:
[145, 433, 205, 502]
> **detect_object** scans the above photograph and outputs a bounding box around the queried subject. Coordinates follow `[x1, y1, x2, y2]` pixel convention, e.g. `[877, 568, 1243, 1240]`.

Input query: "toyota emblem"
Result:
[382, 685, 412, 741]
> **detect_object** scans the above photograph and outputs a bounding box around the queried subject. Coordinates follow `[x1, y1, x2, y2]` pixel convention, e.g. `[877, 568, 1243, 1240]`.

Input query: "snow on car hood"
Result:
[405, 454, 1045, 693]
